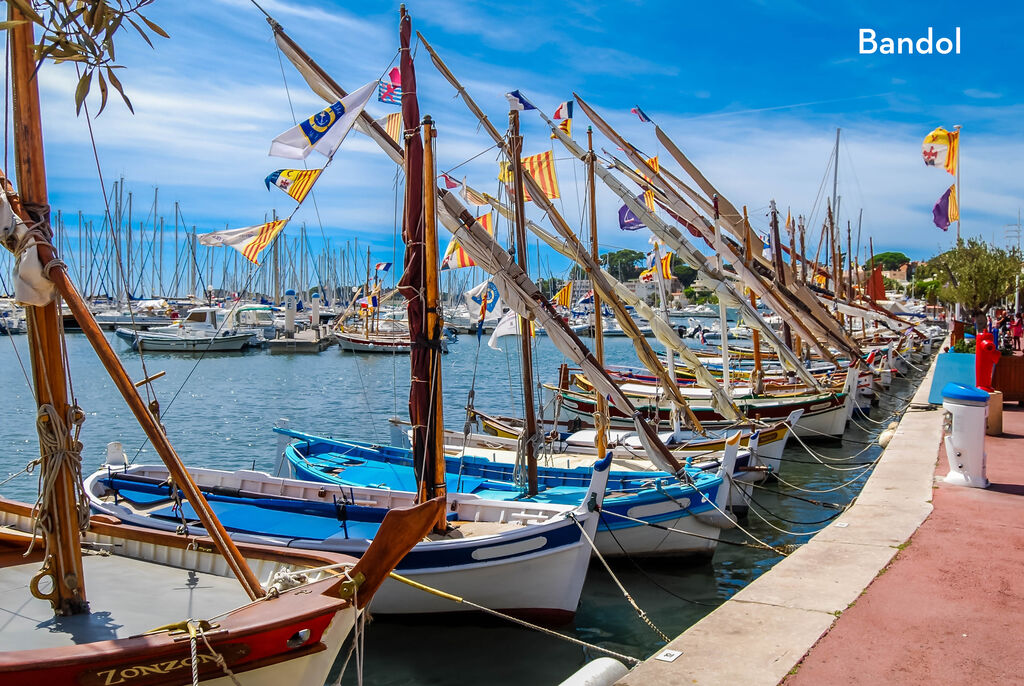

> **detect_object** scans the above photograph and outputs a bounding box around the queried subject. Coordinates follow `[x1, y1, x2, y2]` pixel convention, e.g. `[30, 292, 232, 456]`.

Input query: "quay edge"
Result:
[615, 340, 945, 686]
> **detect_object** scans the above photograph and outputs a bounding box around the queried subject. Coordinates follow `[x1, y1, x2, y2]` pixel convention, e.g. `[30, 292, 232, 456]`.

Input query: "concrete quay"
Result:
[617, 350, 943, 686]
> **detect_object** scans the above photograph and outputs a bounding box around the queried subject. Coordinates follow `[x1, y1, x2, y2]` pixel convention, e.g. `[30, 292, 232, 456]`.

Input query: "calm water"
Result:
[0, 327, 927, 685]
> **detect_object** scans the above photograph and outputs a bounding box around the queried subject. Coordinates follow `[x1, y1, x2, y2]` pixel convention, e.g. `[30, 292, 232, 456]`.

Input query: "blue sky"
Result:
[17, 0, 1024, 292]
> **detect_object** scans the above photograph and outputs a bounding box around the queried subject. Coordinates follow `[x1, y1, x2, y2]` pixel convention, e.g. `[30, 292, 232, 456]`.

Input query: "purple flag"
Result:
[932, 187, 952, 231]
[618, 195, 647, 230]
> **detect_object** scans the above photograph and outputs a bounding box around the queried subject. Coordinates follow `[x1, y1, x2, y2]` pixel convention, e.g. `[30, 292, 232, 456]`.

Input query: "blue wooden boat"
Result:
[274, 427, 743, 558]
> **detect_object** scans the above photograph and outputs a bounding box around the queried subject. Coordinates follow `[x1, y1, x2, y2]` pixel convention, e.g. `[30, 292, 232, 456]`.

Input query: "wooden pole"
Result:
[8, 4, 87, 615]
[743, 206, 763, 376]
[509, 109, 539, 496]
[587, 127, 608, 455]
[421, 115, 447, 530]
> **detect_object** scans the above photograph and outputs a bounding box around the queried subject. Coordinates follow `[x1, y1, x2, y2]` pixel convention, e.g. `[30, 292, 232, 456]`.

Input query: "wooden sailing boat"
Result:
[85, 6, 612, 622]
[0, 8, 440, 685]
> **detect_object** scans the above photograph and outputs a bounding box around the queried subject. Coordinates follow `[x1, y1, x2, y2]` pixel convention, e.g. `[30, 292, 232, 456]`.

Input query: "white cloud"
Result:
[963, 88, 1002, 100]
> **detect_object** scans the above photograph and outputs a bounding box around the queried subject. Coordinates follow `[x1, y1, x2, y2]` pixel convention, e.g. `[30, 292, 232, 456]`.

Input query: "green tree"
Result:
[865, 251, 910, 271]
[931, 239, 1022, 330]
[672, 263, 698, 287]
[537, 277, 563, 298]
[600, 248, 645, 281]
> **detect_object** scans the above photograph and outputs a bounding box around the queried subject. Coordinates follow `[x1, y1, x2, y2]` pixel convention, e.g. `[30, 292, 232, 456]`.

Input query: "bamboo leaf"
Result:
[138, 14, 169, 39]
[74, 69, 92, 115]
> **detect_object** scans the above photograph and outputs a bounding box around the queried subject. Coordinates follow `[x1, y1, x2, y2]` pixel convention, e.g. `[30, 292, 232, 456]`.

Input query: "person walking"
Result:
[1012, 313, 1023, 352]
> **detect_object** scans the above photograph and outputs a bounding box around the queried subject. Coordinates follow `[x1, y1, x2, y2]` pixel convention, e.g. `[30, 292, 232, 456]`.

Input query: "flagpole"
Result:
[954, 124, 961, 242]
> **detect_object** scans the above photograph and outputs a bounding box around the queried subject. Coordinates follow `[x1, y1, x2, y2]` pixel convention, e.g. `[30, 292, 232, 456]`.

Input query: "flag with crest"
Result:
[198, 220, 288, 266]
[922, 127, 959, 176]
[265, 169, 322, 204]
[270, 81, 375, 159]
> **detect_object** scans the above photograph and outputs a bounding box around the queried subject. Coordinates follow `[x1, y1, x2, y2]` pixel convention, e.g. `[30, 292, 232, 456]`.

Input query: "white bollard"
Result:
[941, 382, 989, 488]
[557, 658, 629, 686]
[284, 289, 296, 338]
[311, 292, 321, 334]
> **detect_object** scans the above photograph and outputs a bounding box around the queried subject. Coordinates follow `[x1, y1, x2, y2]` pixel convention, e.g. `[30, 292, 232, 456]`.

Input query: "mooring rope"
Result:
[568, 513, 670, 643]
[386, 571, 642, 666]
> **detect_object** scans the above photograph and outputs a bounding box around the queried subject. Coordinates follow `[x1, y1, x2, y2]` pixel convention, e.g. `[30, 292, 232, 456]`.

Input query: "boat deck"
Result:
[0, 553, 251, 651]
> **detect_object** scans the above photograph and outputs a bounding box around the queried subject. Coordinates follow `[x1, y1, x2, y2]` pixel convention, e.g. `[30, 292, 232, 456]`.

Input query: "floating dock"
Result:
[266, 327, 336, 354]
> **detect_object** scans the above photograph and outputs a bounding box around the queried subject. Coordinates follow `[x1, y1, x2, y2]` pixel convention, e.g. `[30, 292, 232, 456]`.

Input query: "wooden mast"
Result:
[742, 206, 763, 379]
[421, 114, 447, 527]
[587, 127, 608, 458]
[8, 3, 87, 615]
[397, 5, 446, 530]
[768, 200, 792, 350]
[3, 4, 268, 604]
[509, 108, 539, 496]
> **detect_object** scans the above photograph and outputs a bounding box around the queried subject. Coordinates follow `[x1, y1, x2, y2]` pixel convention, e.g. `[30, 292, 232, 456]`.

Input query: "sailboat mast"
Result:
[769, 200, 792, 349]
[712, 195, 730, 396]
[509, 109, 539, 496]
[397, 5, 446, 530]
[7, 5, 87, 615]
[587, 127, 608, 455]
[421, 114, 447, 516]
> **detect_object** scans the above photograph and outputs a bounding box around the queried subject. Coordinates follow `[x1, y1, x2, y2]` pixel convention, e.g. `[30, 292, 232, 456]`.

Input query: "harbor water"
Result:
[0, 328, 925, 685]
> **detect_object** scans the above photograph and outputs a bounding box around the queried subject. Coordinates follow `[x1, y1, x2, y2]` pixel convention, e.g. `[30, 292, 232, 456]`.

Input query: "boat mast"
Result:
[743, 206, 763, 382]
[3, 5, 269, 604]
[7, 5, 87, 616]
[587, 127, 608, 455]
[712, 195, 730, 396]
[769, 200, 792, 349]
[397, 5, 447, 530]
[509, 108, 539, 496]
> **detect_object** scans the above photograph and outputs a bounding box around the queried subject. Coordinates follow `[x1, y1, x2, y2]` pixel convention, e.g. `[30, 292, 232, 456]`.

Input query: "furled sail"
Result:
[466, 183, 743, 421]
[540, 102, 823, 389]
[415, 31, 703, 432]
[435, 191, 687, 475]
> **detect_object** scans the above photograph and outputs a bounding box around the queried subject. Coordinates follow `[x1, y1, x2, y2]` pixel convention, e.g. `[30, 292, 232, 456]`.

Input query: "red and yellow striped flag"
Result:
[441, 213, 493, 270]
[636, 156, 660, 211]
[660, 251, 673, 279]
[550, 118, 571, 139]
[385, 112, 403, 144]
[499, 149, 560, 202]
[197, 219, 289, 266]
[553, 280, 573, 308]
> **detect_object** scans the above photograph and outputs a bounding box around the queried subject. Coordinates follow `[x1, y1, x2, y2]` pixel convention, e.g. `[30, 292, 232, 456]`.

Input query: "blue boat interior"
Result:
[276, 429, 722, 507]
[96, 474, 453, 541]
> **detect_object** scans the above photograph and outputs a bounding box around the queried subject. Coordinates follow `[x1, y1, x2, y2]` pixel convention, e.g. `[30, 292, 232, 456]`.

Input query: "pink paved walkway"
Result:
[786, 405, 1024, 685]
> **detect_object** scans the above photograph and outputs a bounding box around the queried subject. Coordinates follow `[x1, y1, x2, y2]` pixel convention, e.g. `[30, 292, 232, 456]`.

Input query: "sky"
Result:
[10, 0, 1024, 292]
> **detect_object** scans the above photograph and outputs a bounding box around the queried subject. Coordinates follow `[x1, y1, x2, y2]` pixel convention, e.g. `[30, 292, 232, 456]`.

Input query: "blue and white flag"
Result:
[270, 81, 376, 160]
[378, 67, 402, 105]
[463, 280, 502, 317]
[505, 90, 536, 111]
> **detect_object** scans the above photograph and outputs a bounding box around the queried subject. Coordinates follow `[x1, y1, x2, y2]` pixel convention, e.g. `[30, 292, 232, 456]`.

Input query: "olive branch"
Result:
[1, 0, 168, 114]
